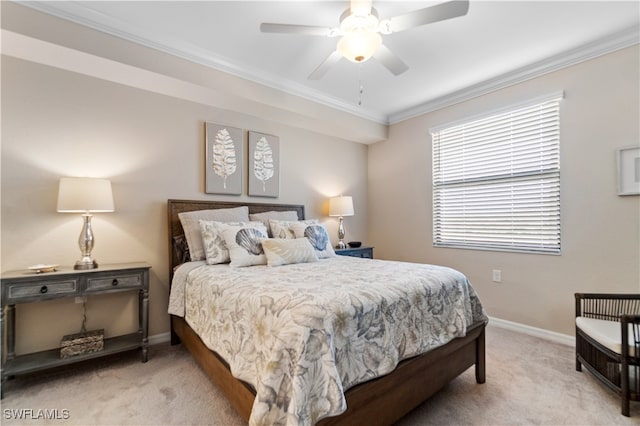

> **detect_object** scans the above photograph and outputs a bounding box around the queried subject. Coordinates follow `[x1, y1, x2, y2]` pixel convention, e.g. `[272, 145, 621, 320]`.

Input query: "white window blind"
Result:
[432, 95, 562, 254]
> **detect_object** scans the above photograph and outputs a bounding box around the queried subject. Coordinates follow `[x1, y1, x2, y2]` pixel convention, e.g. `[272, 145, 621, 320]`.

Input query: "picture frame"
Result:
[617, 146, 640, 196]
[248, 131, 279, 197]
[205, 122, 244, 195]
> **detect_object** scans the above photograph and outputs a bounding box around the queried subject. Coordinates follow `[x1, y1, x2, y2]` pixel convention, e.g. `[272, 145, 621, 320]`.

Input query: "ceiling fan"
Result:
[260, 0, 469, 80]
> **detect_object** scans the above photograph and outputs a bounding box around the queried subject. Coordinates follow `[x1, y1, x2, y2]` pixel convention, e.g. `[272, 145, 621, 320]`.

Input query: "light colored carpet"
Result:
[1, 325, 638, 425]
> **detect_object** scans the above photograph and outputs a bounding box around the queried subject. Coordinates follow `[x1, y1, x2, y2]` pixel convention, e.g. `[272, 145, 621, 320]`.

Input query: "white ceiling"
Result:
[22, 1, 640, 124]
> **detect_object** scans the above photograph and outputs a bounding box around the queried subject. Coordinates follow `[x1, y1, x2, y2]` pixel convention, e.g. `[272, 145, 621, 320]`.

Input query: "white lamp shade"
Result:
[57, 177, 115, 213]
[329, 196, 354, 217]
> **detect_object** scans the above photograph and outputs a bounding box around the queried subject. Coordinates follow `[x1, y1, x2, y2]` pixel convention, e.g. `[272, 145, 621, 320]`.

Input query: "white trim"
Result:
[489, 316, 574, 347]
[390, 25, 639, 124]
[149, 332, 171, 346]
[18, 0, 387, 125]
[17, 2, 640, 126]
[120, 322, 578, 349]
[137, 322, 576, 349]
[429, 90, 564, 134]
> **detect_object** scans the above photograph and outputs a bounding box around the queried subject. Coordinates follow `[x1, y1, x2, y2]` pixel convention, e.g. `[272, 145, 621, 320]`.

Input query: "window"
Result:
[431, 93, 562, 254]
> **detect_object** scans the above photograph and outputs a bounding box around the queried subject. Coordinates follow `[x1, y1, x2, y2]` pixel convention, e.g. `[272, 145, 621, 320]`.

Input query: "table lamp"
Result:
[57, 177, 114, 269]
[329, 195, 354, 249]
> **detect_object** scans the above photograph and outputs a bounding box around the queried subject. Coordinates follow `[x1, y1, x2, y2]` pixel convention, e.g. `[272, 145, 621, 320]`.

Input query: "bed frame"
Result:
[168, 199, 486, 425]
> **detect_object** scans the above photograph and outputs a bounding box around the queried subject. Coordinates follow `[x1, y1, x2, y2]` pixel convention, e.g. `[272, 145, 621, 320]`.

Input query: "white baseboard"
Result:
[148, 320, 574, 349]
[149, 332, 171, 346]
[488, 316, 574, 347]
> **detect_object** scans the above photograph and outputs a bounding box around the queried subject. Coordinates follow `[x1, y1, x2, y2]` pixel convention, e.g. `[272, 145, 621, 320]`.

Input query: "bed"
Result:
[167, 199, 487, 426]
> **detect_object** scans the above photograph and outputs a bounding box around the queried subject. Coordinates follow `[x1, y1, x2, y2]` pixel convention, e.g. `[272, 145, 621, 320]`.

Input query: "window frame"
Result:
[430, 92, 563, 255]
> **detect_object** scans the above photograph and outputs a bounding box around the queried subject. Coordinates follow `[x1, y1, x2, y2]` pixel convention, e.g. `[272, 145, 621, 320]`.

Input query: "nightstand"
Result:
[1, 262, 150, 397]
[335, 246, 374, 259]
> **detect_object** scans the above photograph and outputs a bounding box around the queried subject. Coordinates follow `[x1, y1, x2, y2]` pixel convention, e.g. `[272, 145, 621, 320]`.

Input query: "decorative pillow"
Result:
[178, 206, 249, 261]
[249, 210, 300, 237]
[262, 238, 318, 267]
[291, 222, 336, 259]
[200, 220, 264, 265]
[220, 223, 269, 267]
[269, 219, 318, 239]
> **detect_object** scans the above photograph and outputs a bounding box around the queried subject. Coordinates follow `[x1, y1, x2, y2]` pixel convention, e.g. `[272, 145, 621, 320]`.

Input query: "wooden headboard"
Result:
[167, 199, 305, 275]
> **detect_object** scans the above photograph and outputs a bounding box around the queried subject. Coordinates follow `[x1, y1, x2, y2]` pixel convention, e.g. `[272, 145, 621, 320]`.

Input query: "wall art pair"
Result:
[204, 122, 280, 197]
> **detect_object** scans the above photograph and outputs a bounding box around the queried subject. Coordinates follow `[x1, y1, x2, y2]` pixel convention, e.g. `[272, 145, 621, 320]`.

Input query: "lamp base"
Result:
[335, 216, 347, 250]
[74, 259, 98, 270]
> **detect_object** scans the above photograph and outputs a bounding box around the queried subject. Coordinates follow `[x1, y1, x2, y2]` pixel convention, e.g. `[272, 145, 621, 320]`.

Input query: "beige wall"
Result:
[1, 2, 386, 144]
[2, 3, 639, 356]
[369, 46, 640, 336]
[1, 53, 368, 353]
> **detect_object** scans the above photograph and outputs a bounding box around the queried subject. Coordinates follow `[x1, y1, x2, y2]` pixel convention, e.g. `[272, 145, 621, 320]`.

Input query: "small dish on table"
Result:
[28, 264, 59, 274]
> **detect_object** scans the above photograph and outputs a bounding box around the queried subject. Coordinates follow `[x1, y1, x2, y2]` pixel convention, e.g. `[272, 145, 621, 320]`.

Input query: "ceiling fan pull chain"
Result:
[358, 63, 364, 106]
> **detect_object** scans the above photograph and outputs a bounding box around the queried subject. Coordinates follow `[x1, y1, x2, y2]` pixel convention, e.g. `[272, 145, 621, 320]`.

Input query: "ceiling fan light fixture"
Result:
[350, 0, 373, 17]
[337, 30, 382, 63]
[339, 7, 379, 33]
[261, 0, 470, 78]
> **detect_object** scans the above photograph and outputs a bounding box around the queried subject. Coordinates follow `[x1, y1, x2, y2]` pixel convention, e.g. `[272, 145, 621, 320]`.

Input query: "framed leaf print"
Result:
[617, 146, 640, 195]
[248, 131, 279, 197]
[205, 122, 243, 195]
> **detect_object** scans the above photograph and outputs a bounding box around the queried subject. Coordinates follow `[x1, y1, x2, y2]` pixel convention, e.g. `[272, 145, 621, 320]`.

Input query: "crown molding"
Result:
[389, 24, 640, 124]
[17, 2, 639, 127]
[16, 0, 389, 125]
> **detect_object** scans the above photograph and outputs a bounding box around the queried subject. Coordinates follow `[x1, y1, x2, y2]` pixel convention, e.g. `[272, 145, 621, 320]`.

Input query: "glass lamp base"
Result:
[74, 259, 98, 270]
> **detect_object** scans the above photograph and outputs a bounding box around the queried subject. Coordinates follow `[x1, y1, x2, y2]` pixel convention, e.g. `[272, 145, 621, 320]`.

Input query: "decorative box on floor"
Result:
[60, 329, 104, 359]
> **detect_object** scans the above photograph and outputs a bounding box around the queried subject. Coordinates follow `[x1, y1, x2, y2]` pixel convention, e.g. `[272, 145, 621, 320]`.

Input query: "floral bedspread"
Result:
[176, 256, 487, 426]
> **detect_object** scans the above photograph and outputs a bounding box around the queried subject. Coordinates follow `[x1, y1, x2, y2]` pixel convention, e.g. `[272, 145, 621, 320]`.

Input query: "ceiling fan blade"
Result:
[373, 45, 409, 76]
[260, 23, 335, 37]
[308, 50, 343, 80]
[386, 0, 469, 33]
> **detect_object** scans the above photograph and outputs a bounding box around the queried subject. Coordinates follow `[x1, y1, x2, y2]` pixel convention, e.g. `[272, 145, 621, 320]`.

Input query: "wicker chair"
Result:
[575, 293, 640, 416]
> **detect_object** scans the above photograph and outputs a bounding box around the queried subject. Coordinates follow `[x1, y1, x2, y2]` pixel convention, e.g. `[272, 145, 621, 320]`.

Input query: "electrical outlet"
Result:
[75, 297, 84, 304]
[492, 269, 502, 283]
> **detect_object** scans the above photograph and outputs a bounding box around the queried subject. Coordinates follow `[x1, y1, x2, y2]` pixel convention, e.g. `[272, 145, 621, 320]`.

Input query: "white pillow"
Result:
[200, 220, 264, 265]
[178, 206, 249, 261]
[220, 223, 269, 267]
[249, 211, 300, 236]
[291, 222, 336, 259]
[262, 238, 318, 267]
[269, 219, 318, 239]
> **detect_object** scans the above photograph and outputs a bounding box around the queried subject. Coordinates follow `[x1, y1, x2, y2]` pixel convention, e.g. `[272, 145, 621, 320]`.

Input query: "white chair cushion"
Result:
[576, 316, 637, 355]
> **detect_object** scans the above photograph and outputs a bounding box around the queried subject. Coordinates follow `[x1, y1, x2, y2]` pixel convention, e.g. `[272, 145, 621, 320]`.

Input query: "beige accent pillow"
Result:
[220, 223, 269, 267]
[262, 238, 318, 267]
[269, 219, 318, 239]
[249, 210, 299, 236]
[291, 222, 336, 259]
[200, 220, 264, 265]
[178, 207, 249, 261]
